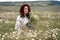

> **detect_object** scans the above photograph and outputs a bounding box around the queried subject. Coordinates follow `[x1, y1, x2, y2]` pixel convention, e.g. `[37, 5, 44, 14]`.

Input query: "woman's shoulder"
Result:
[17, 15, 21, 20]
[17, 15, 20, 18]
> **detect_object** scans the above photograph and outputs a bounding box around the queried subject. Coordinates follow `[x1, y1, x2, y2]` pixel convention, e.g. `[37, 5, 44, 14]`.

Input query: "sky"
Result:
[0, 0, 60, 2]
[0, 0, 38, 2]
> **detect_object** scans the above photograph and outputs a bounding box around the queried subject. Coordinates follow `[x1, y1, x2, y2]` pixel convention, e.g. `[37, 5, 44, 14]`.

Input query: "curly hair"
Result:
[19, 4, 31, 19]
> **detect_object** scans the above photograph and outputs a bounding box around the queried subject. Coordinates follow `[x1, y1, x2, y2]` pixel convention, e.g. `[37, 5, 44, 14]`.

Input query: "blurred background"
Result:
[0, 0, 60, 40]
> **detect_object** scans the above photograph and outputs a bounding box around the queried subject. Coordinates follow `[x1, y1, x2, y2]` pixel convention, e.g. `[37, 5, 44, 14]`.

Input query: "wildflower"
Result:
[31, 38, 35, 40]
[16, 37, 19, 40]
[29, 30, 32, 32]
[51, 30, 53, 32]
[1, 38, 4, 40]
[5, 33, 8, 36]
[2, 35, 5, 38]
[45, 31, 49, 33]
[39, 39, 41, 40]
[56, 33, 58, 35]
[52, 33, 56, 38]
[13, 31, 16, 34]
[10, 32, 12, 35]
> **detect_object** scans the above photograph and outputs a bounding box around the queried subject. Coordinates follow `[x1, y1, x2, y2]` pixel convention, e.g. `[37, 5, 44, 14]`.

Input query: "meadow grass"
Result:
[0, 10, 60, 40]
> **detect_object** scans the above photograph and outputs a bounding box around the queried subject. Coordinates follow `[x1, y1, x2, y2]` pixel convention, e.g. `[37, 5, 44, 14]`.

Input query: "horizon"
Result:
[0, 0, 60, 2]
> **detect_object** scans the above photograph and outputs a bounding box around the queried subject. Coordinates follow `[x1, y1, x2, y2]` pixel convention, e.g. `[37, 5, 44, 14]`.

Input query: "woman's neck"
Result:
[24, 14, 26, 17]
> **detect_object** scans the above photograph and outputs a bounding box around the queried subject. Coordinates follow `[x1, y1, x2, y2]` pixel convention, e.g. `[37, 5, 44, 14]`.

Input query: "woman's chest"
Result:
[19, 17, 29, 25]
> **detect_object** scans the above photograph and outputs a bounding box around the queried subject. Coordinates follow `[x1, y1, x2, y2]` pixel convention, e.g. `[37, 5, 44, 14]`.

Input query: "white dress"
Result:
[15, 15, 29, 32]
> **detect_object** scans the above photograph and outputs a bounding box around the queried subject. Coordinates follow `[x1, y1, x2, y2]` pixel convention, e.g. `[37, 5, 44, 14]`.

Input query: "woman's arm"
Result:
[15, 17, 21, 30]
[15, 16, 29, 32]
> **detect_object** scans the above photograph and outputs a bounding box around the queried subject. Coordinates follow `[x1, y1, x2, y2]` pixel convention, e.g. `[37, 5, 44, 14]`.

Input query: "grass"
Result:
[0, 21, 15, 34]
[0, 2, 60, 39]
[0, 10, 60, 40]
[0, 11, 59, 29]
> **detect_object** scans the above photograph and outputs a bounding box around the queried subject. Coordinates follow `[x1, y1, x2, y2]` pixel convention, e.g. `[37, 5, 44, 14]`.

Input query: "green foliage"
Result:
[30, 17, 37, 24]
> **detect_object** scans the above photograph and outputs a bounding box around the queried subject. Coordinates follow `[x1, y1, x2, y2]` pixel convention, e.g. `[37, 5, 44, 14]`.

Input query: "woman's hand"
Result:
[20, 25, 29, 32]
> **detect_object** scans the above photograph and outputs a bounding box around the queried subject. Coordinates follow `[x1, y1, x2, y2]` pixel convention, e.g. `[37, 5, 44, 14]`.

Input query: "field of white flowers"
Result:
[0, 10, 60, 40]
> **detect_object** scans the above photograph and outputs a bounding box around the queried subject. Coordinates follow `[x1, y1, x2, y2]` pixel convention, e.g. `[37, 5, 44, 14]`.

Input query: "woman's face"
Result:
[24, 6, 28, 14]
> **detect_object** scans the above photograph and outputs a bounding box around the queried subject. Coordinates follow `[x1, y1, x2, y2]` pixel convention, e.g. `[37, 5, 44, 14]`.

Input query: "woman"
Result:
[15, 4, 32, 32]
